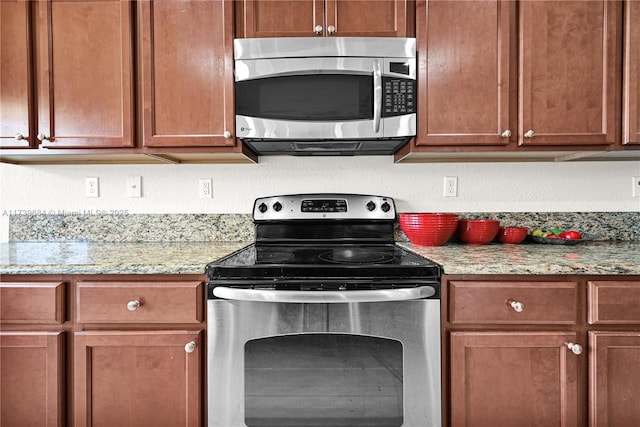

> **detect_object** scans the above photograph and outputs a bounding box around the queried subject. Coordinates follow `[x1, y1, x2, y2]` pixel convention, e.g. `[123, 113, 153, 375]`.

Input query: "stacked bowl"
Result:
[399, 213, 459, 246]
[496, 226, 529, 244]
[456, 219, 501, 244]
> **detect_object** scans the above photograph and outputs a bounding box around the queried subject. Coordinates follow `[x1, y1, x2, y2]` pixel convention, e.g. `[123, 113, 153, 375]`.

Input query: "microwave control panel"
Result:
[382, 77, 416, 117]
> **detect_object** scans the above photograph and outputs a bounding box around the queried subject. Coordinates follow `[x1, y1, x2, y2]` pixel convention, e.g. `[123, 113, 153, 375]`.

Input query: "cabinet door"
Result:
[34, 0, 134, 148]
[0, 332, 64, 427]
[415, 0, 515, 146]
[0, 1, 35, 148]
[589, 332, 640, 427]
[242, 0, 324, 37]
[139, 0, 236, 147]
[325, 0, 407, 37]
[450, 331, 582, 427]
[624, 1, 640, 145]
[74, 330, 201, 427]
[519, 1, 622, 147]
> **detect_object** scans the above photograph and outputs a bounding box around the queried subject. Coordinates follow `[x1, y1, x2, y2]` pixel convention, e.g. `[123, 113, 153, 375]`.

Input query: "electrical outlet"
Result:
[85, 177, 99, 198]
[444, 176, 458, 197]
[127, 176, 142, 198]
[199, 178, 213, 199]
[633, 176, 640, 198]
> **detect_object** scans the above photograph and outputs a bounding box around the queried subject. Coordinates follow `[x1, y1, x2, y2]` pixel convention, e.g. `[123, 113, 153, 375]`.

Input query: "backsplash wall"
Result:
[1, 156, 639, 242]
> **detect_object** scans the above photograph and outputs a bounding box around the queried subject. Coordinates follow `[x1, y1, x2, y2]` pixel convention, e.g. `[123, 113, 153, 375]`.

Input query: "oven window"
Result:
[236, 75, 373, 121]
[244, 334, 403, 427]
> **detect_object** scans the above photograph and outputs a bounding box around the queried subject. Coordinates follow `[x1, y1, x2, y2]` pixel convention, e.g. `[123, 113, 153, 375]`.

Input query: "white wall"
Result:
[1, 157, 639, 241]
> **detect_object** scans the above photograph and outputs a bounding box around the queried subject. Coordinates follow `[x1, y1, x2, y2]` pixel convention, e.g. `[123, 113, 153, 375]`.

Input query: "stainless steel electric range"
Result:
[206, 194, 442, 427]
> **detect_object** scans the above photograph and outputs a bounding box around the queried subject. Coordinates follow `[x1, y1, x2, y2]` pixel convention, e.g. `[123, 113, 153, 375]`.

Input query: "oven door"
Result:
[207, 287, 441, 427]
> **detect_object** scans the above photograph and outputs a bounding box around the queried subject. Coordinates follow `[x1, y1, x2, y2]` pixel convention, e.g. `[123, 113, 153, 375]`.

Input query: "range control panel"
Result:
[253, 194, 396, 221]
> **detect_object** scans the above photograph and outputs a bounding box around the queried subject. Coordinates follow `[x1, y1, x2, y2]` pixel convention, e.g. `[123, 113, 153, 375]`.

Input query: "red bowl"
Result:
[497, 226, 528, 244]
[399, 213, 459, 246]
[456, 219, 500, 244]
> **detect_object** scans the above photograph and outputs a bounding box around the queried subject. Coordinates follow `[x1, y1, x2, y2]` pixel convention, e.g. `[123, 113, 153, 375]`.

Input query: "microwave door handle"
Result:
[373, 60, 382, 134]
[212, 286, 436, 303]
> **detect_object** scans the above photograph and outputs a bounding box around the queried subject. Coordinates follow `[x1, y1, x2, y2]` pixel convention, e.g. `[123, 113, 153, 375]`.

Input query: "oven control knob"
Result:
[366, 201, 376, 211]
[258, 203, 268, 213]
[273, 202, 282, 212]
[381, 202, 391, 213]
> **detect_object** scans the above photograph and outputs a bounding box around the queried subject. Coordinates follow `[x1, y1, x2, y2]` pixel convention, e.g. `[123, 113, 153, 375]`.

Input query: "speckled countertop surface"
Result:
[0, 241, 249, 275]
[1, 240, 639, 276]
[398, 241, 640, 275]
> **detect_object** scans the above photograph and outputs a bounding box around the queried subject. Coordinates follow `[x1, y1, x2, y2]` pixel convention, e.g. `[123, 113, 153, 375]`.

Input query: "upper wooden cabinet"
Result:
[237, 0, 409, 38]
[413, 0, 515, 147]
[624, 1, 640, 145]
[0, 1, 35, 148]
[138, 0, 236, 148]
[518, 0, 622, 147]
[34, 0, 134, 148]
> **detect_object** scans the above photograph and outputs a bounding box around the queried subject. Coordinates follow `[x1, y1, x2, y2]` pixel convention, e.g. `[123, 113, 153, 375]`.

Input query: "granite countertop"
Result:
[398, 241, 640, 275]
[0, 241, 250, 275]
[1, 240, 639, 276]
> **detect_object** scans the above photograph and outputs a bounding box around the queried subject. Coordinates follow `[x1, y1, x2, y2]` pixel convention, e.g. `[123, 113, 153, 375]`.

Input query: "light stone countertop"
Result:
[398, 241, 640, 275]
[0, 241, 250, 275]
[1, 240, 639, 276]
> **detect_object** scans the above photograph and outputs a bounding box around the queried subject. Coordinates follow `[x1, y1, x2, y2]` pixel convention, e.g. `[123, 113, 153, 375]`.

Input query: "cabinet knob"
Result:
[223, 130, 231, 138]
[36, 132, 50, 142]
[14, 133, 26, 141]
[501, 130, 511, 138]
[184, 341, 197, 353]
[524, 130, 535, 138]
[314, 25, 323, 34]
[327, 25, 336, 35]
[508, 300, 524, 313]
[127, 300, 141, 311]
[566, 342, 583, 355]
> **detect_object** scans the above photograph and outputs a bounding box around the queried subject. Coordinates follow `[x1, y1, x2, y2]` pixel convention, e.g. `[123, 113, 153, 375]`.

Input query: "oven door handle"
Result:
[212, 286, 436, 303]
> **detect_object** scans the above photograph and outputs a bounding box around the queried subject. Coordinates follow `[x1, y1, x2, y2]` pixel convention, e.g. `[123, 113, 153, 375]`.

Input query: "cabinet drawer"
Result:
[588, 281, 640, 324]
[76, 281, 203, 324]
[0, 282, 65, 324]
[449, 281, 579, 324]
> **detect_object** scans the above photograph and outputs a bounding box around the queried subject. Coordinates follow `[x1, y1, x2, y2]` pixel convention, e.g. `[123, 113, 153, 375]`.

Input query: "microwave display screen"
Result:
[236, 75, 372, 121]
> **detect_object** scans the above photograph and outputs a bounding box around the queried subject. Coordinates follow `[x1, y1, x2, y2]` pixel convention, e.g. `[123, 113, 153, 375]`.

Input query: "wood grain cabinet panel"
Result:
[449, 280, 579, 324]
[74, 331, 201, 427]
[624, 0, 640, 145]
[519, 0, 622, 147]
[450, 332, 581, 427]
[414, 0, 515, 146]
[0, 282, 65, 324]
[34, 0, 134, 148]
[0, 332, 64, 427]
[239, 0, 407, 38]
[589, 332, 640, 426]
[0, 1, 35, 148]
[588, 280, 640, 324]
[76, 281, 203, 324]
[138, 0, 236, 148]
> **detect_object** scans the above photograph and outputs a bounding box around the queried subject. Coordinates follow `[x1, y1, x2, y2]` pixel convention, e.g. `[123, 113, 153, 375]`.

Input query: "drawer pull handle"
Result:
[127, 300, 141, 311]
[566, 342, 583, 355]
[508, 300, 524, 312]
[184, 341, 197, 353]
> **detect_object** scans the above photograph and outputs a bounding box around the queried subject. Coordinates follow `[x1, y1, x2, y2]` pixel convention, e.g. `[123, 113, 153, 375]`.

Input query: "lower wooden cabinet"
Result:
[0, 332, 65, 427]
[450, 331, 581, 427]
[444, 275, 640, 427]
[74, 330, 202, 427]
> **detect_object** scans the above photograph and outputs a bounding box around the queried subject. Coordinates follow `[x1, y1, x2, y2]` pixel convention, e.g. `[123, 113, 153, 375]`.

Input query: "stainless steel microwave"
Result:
[234, 37, 416, 156]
